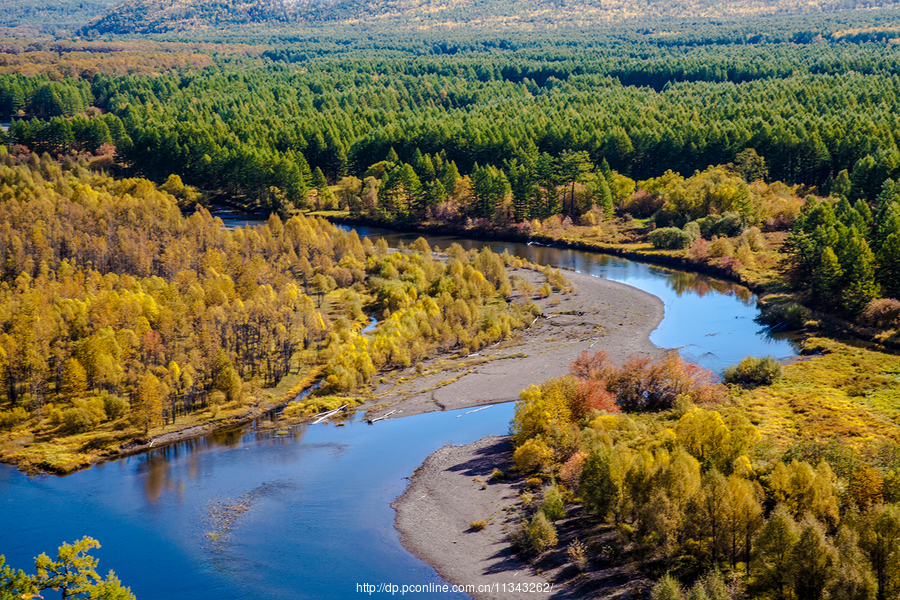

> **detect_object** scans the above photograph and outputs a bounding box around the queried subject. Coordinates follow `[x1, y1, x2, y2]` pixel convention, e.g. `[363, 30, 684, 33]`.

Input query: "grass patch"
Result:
[731, 338, 900, 450]
[469, 519, 488, 532]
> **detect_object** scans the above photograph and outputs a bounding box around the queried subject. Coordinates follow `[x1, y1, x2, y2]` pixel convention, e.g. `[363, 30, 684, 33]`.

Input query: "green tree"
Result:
[789, 516, 836, 600]
[839, 231, 880, 314]
[829, 526, 877, 600]
[857, 504, 900, 600]
[399, 163, 423, 215]
[734, 148, 768, 182]
[811, 246, 843, 305]
[753, 504, 800, 600]
[0, 556, 32, 600]
[579, 447, 617, 517]
[507, 159, 535, 222]
[558, 150, 593, 217]
[831, 169, 852, 198]
[30, 537, 135, 600]
[470, 164, 510, 220]
[652, 574, 685, 600]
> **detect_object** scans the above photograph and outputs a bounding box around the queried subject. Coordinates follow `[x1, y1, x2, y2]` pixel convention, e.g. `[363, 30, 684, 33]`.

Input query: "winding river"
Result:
[0, 217, 798, 599]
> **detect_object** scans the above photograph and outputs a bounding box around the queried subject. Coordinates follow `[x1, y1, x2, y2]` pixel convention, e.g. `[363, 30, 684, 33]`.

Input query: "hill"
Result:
[83, 0, 293, 34]
[0, 0, 119, 33]
[83, 0, 900, 35]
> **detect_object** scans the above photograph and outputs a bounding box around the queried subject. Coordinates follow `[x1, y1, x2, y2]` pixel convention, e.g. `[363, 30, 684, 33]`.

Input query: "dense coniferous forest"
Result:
[10, 20, 900, 324]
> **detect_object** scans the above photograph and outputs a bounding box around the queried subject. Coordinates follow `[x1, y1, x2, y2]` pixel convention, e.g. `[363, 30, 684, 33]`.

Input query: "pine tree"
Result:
[839, 232, 880, 314]
[399, 163, 423, 216]
[386, 147, 399, 164]
[594, 172, 614, 216]
[811, 246, 843, 306]
[877, 232, 900, 298]
[507, 159, 535, 222]
[831, 169, 852, 198]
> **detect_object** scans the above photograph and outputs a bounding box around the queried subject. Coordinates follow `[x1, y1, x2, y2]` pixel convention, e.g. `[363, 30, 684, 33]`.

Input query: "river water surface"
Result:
[0, 216, 798, 599]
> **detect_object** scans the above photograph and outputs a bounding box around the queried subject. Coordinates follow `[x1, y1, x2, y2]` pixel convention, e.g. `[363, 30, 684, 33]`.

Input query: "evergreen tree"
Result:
[386, 147, 399, 164]
[811, 246, 843, 306]
[877, 232, 900, 298]
[507, 159, 535, 223]
[399, 162, 423, 216]
[831, 169, 852, 198]
[839, 232, 880, 314]
[471, 164, 510, 220]
[593, 172, 614, 216]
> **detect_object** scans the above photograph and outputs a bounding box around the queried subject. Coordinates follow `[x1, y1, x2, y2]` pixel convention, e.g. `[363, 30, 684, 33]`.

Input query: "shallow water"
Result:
[0, 216, 798, 599]
[0, 405, 512, 599]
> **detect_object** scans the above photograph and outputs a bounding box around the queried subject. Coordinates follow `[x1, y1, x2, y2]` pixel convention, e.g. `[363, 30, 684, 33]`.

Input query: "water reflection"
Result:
[347, 224, 754, 302]
[344, 224, 798, 372]
[0, 216, 806, 600]
[129, 421, 318, 503]
[666, 269, 755, 303]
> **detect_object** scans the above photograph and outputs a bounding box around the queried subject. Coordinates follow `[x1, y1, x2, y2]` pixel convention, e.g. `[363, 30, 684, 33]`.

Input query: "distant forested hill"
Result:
[82, 0, 900, 35]
[83, 0, 293, 34]
[0, 0, 120, 33]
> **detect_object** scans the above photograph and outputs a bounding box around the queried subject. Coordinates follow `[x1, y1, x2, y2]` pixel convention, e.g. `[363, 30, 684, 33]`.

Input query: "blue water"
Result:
[0, 218, 799, 599]
[348, 225, 798, 373]
[0, 404, 513, 599]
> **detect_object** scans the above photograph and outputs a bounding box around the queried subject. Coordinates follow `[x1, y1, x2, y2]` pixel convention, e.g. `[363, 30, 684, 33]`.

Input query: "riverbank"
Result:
[0, 367, 327, 474]
[395, 437, 655, 600]
[325, 212, 900, 355]
[362, 269, 664, 421]
[392, 269, 665, 599]
[393, 437, 554, 600]
[323, 212, 772, 293]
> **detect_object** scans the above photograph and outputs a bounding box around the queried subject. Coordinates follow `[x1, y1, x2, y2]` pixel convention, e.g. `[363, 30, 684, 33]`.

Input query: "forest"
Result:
[6, 2, 900, 596]
[5, 28, 893, 331]
[0, 148, 541, 472]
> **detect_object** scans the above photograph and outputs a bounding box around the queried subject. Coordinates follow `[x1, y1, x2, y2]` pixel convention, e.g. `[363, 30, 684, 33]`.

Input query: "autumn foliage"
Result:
[570, 350, 723, 413]
[0, 152, 534, 452]
[509, 349, 900, 600]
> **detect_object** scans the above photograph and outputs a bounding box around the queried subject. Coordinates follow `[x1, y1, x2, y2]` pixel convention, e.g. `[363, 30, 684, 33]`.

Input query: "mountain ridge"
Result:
[82, 0, 900, 35]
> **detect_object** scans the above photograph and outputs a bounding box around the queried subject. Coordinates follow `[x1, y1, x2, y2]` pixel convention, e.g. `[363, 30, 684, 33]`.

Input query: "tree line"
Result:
[6, 36, 900, 212]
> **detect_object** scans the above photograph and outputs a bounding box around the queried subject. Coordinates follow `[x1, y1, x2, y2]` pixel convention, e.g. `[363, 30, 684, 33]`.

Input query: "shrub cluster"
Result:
[694, 211, 744, 239]
[723, 356, 783, 387]
[649, 226, 697, 250]
[860, 297, 900, 329]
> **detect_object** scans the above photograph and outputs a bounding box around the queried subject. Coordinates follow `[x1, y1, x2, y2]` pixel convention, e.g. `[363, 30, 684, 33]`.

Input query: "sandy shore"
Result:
[393, 437, 551, 599]
[392, 269, 665, 599]
[365, 269, 664, 421]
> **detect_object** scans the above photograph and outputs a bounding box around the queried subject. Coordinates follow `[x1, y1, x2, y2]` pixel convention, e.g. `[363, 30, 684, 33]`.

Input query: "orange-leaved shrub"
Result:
[570, 350, 722, 412]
